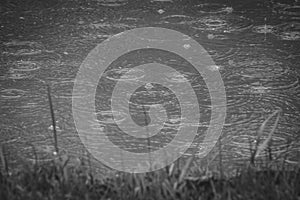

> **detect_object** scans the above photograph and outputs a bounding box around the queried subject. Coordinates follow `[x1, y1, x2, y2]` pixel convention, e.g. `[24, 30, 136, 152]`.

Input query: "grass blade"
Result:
[255, 109, 282, 158]
[0, 143, 8, 174]
[178, 156, 193, 182]
[47, 84, 59, 154]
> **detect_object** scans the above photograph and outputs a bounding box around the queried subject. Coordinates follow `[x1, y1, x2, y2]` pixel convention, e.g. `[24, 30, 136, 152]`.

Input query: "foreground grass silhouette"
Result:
[0, 153, 299, 200]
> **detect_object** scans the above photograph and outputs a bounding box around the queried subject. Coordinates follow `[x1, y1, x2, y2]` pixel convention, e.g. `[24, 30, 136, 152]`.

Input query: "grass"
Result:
[0, 87, 299, 200]
[0, 153, 299, 200]
[47, 84, 59, 155]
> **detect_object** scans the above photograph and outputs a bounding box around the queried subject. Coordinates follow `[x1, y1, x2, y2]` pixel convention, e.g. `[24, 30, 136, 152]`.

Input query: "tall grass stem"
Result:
[47, 84, 59, 154]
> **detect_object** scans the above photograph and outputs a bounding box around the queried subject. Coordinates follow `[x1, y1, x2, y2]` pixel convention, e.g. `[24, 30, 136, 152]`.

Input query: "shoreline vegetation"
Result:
[0, 87, 299, 200]
[0, 145, 299, 200]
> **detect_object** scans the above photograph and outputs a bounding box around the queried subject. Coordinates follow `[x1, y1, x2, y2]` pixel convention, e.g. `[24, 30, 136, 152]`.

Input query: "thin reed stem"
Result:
[218, 137, 224, 179]
[255, 109, 281, 158]
[47, 84, 59, 154]
[0, 144, 8, 174]
[142, 105, 152, 170]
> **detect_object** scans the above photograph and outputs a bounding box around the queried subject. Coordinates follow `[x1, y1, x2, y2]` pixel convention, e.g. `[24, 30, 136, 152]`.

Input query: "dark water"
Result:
[0, 0, 299, 173]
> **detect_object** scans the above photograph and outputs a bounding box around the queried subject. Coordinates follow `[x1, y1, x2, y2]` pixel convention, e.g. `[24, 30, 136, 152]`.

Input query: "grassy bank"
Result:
[0, 154, 299, 200]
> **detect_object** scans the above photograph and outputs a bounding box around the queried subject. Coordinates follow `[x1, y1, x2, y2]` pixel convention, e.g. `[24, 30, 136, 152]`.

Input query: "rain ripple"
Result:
[0, 125, 26, 144]
[228, 58, 299, 91]
[103, 68, 145, 82]
[251, 22, 300, 41]
[164, 71, 190, 83]
[189, 14, 253, 33]
[160, 14, 194, 24]
[98, 0, 128, 7]
[206, 46, 240, 62]
[274, 4, 300, 20]
[0, 88, 26, 99]
[223, 75, 261, 109]
[252, 25, 276, 34]
[228, 128, 300, 160]
[96, 110, 129, 124]
[193, 3, 234, 14]
[232, 58, 289, 78]
[274, 22, 300, 40]
[128, 90, 176, 106]
[0, 69, 34, 80]
[224, 110, 262, 127]
[10, 60, 41, 72]
[51, 80, 94, 99]
[258, 93, 300, 116]
[2, 40, 44, 56]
